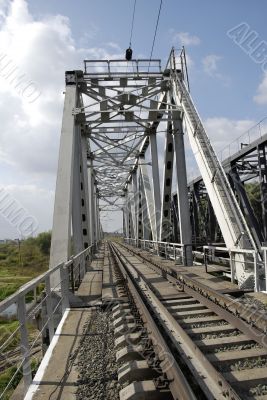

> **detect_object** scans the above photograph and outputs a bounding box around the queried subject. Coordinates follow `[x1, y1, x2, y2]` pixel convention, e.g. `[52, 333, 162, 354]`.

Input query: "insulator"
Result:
[125, 47, 133, 61]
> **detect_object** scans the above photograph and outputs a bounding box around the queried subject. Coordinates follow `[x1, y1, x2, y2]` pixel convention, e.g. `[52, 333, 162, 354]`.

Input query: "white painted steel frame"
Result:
[50, 53, 263, 292]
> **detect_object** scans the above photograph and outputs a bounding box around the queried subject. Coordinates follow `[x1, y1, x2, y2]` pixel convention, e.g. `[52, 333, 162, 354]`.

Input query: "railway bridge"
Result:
[1, 49, 267, 400]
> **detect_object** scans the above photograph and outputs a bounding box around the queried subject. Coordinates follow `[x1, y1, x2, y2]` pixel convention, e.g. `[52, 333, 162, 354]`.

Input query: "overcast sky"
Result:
[0, 0, 266, 238]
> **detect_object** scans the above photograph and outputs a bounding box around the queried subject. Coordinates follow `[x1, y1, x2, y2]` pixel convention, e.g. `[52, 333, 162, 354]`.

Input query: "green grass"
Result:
[0, 365, 22, 400]
[0, 318, 41, 399]
[0, 234, 50, 399]
[0, 319, 40, 399]
[0, 317, 38, 350]
[0, 234, 50, 302]
[0, 359, 40, 400]
[0, 319, 20, 350]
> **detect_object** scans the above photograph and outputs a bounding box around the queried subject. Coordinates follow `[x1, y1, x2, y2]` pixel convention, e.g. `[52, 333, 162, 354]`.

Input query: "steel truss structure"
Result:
[186, 131, 267, 250]
[49, 48, 265, 289]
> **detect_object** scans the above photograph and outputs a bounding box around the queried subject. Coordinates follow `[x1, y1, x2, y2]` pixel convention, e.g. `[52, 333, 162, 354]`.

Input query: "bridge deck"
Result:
[25, 244, 266, 400]
[28, 308, 92, 400]
[25, 245, 127, 399]
[131, 249, 237, 292]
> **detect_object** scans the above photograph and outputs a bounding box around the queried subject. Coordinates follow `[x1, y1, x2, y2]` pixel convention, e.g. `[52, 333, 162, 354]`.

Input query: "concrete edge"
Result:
[24, 308, 70, 400]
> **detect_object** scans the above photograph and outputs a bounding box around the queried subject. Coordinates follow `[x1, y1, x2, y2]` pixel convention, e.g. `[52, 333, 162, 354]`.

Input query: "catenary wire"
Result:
[129, 0, 137, 47]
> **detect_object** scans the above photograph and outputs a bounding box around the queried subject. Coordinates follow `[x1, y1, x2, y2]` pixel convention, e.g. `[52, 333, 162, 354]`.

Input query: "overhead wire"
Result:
[119, 0, 138, 166]
[148, 0, 163, 70]
[146, 0, 164, 172]
[129, 0, 137, 47]
[123, 0, 164, 185]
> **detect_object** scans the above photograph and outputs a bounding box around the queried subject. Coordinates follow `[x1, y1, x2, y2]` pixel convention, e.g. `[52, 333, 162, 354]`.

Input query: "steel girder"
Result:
[187, 137, 267, 246]
[49, 71, 102, 288]
[49, 80, 78, 287]
[160, 118, 174, 242]
[50, 51, 265, 288]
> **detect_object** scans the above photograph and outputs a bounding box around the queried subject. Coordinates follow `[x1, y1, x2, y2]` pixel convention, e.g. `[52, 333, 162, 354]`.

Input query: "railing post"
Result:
[45, 275, 55, 342]
[264, 248, 267, 291]
[211, 247, 215, 262]
[60, 265, 70, 314]
[88, 247, 92, 268]
[254, 251, 259, 292]
[71, 262, 75, 293]
[78, 262, 81, 285]
[230, 251, 235, 283]
[17, 295, 32, 392]
[81, 253, 86, 279]
[204, 248, 208, 273]
[183, 245, 187, 265]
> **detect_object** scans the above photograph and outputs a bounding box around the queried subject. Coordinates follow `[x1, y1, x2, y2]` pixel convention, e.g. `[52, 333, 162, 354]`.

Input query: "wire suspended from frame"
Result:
[148, 0, 163, 70]
[129, 0, 137, 48]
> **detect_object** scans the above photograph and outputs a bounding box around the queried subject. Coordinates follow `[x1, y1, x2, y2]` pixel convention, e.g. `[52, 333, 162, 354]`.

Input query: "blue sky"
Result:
[27, 0, 267, 120]
[0, 0, 266, 238]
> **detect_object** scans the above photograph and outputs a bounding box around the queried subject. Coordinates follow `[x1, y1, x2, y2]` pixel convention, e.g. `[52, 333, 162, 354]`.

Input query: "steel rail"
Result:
[111, 241, 243, 400]
[122, 242, 267, 335]
[109, 241, 197, 400]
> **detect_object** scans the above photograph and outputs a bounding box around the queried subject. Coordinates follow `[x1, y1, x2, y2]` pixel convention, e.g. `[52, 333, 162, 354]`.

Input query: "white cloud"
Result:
[254, 72, 267, 104]
[172, 31, 200, 46]
[186, 117, 257, 181]
[202, 54, 221, 76]
[0, 184, 54, 238]
[204, 117, 256, 157]
[0, 0, 122, 238]
[202, 54, 230, 85]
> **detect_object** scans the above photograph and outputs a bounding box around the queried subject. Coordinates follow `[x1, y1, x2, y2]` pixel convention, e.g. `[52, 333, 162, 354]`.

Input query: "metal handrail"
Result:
[124, 238, 266, 292]
[0, 242, 98, 398]
[124, 237, 186, 263]
[83, 59, 162, 75]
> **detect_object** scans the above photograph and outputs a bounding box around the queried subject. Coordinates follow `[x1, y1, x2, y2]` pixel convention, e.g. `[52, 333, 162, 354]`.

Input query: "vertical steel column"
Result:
[124, 188, 130, 238]
[123, 207, 126, 237]
[207, 199, 216, 243]
[160, 120, 174, 241]
[140, 173, 151, 240]
[80, 130, 91, 248]
[258, 143, 267, 241]
[94, 186, 99, 242]
[128, 179, 135, 238]
[173, 117, 193, 265]
[49, 79, 77, 287]
[191, 183, 200, 242]
[128, 180, 133, 238]
[229, 166, 263, 249]
[96, 191, 101, 242]
[71, 123, 88, 277]
[87, 156, 95, 246]
[150, 131, 161, 241]
[72, 125, 84, 256]
[171, 194, 179, 243]
[139, 158, 157, 241]
[137, 173, 143, 240]
[132, 171, 138, 239]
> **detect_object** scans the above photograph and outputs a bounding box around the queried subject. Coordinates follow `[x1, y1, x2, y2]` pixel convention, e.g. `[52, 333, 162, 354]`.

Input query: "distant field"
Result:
[0, 233, 50, 301]
[0, 233, 50, 398]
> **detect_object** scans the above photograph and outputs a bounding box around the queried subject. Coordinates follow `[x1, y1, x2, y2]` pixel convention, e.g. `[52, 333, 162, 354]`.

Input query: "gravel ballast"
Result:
[76, 307, 120, 400]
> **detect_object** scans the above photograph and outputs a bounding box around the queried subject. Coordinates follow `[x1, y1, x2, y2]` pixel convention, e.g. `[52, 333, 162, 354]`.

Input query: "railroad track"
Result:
[0, 341, 41, 372]
[108, 240, 267, 400]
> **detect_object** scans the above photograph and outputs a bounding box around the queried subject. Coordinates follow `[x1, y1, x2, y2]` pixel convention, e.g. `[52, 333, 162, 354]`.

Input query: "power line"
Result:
[149, 0, 163, 63]
[129, 0, 137, 47]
